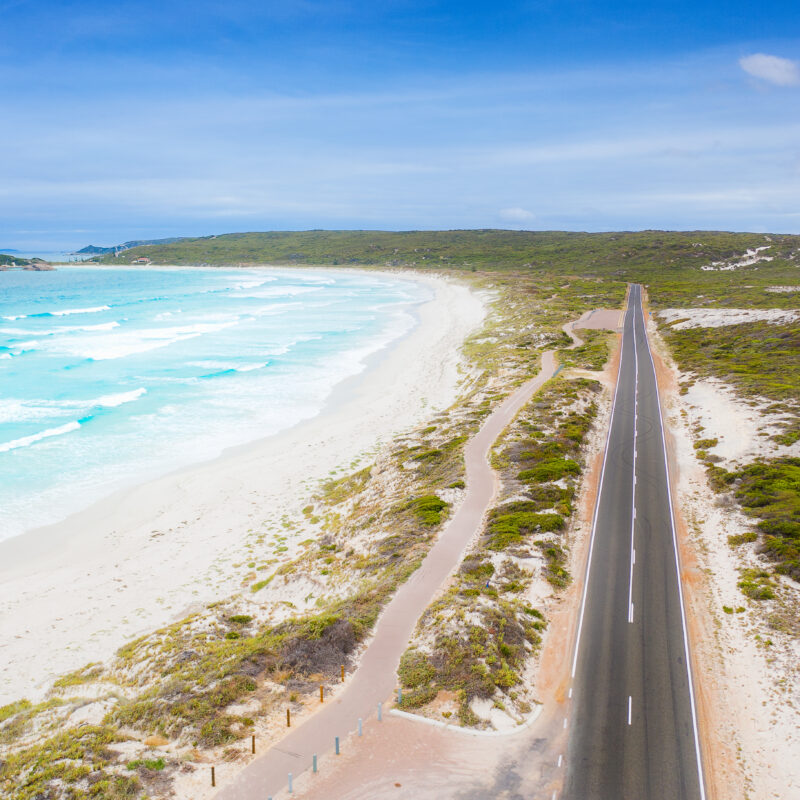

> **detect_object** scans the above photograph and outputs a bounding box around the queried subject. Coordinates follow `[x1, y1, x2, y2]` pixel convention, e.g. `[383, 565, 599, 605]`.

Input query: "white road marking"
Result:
[632, 548, 636, 565]
[570, 291, 630, 679]
[628, 695, 632, 725]
[568, 687, 572, 699]
[638, 290, 707, 800]
[563, 717, 568, 729]
[558, 754, 563, 768]
[628, 311, 639, 624]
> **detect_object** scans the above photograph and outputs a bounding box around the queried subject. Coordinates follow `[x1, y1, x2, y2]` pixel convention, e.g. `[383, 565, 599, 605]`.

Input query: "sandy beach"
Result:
[0, 269, 485, 704]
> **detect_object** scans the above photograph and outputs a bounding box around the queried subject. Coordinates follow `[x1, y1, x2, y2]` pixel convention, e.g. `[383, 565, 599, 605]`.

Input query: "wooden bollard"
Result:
[251, 734, 255, 754]
[287, 708, 291, 727]
[211, 766, 215, 787]
[320, 684, 324, 703]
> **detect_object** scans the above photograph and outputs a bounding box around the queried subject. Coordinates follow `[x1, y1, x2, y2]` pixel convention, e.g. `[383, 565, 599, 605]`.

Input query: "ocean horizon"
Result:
[0, 265, 428, 540]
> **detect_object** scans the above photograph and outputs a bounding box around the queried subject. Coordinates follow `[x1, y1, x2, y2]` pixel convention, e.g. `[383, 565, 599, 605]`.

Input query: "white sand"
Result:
[659, 307, 799, 329]
[701, 246, 774, 271]
[766, 285, 800, 293]
[0, 270, 486, 704]
[681, 379, 800, 466]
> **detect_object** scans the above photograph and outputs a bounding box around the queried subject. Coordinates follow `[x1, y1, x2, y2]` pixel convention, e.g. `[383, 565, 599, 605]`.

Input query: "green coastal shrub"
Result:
[738, 569, 775, 601]
[404, 495, 449, 526]
[486, 507, 564, 550]
[518, 458, 580, 483]
[398, 650, 436, 688]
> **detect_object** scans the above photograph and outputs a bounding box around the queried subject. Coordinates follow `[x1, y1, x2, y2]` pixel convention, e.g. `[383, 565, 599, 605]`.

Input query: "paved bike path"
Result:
[216, 349, 562, 799]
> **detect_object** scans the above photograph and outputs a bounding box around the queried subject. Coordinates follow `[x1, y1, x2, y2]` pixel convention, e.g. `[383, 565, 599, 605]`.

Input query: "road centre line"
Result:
[628, 695, 632, 726]
[638, 292, 707, 800]
[628, 313, 639, 625]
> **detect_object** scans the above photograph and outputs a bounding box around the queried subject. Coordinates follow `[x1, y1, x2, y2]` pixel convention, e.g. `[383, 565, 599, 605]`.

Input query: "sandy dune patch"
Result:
[659, 307, 799, 329]
[701, 246, 774, 271]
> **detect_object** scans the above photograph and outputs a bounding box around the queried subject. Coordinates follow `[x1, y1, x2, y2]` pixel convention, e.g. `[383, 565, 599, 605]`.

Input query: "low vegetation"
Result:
[100, 229, 800, 280]
[708, 458, 800, 583]
[663, 320, 800, 407]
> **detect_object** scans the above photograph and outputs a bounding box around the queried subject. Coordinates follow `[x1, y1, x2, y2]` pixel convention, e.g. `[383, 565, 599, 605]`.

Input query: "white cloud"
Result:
[499, 207, 535, 222]
[739, 53, 800, 87]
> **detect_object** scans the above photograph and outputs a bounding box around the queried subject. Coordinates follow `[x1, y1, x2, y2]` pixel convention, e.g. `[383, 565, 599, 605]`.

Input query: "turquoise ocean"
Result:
[0, 266, 428, 540]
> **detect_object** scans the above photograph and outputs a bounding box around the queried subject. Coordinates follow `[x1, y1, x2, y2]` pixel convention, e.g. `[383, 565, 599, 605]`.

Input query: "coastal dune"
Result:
[0, 271, 485, 704]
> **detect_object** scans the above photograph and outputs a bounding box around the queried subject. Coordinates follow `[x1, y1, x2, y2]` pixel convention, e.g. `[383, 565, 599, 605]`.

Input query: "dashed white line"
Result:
[628, 695, 632, 725]
[563, 716, 568, 729]
[568, 687, 572, 699]
[558, 754, 563, 768]
[627, 308, 639, 626]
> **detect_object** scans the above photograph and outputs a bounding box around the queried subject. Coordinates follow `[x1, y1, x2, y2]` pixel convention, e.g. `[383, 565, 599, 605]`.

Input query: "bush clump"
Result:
[518, 458, 580, 483]
[486, 504, 564, 550]
[714, 457, 800, 582]
[404, 495, 449, 526]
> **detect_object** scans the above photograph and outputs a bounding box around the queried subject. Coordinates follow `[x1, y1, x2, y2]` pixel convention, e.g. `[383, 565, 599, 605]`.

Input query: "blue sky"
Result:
[2, 0, 800, 250]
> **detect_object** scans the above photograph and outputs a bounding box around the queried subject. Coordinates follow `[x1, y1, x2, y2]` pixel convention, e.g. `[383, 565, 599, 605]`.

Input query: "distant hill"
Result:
[96, 229, 800, 278]
[78, 237, 185, 255]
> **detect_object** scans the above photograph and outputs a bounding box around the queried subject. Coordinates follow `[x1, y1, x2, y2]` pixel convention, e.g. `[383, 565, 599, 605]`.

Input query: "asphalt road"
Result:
[563, 285, 705, 800]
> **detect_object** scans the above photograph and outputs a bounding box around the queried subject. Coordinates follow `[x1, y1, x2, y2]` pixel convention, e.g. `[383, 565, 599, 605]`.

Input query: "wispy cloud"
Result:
[739, 53, 800, 87]
[499, 207, 535, 223]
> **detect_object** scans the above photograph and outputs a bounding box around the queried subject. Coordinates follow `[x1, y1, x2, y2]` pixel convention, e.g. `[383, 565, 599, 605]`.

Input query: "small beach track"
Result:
[215, 337, 575, 800]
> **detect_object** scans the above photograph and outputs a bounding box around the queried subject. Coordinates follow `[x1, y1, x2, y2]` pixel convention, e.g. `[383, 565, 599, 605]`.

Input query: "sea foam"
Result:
[4, 305, 112, 320]
[0, 421, 81, 453]
[0, 266, 428, 539]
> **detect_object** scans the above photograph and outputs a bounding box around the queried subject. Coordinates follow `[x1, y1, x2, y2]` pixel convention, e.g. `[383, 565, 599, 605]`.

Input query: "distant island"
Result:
[0, 253, 54, 270]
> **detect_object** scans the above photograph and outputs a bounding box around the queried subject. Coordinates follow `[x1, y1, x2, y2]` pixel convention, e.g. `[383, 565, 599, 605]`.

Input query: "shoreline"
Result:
[0, 264, 428, 546]
[0, 269, 486, 704]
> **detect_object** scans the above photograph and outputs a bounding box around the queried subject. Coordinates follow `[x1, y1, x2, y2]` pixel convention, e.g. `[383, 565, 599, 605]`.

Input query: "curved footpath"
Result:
[216, 337, 575, 799]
